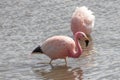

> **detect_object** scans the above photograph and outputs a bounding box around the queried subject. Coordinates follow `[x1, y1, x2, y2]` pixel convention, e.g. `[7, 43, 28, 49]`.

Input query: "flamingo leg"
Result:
[49, 59, 53, 64]
[64, 58, 67, 65]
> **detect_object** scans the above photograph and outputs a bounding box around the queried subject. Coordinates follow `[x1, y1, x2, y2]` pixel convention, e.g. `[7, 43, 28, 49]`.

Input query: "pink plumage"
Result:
[32, 32, 89, 65]
[71, 6, 95, 36]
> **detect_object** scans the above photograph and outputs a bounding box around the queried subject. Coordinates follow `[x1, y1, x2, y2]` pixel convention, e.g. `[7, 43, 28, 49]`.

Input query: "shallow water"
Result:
[0, 0, 120, 80]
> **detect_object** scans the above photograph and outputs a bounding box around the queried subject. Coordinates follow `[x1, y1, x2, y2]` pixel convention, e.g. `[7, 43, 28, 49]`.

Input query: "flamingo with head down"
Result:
[71, 6, 95, 37]
[31, 32, 89, 65]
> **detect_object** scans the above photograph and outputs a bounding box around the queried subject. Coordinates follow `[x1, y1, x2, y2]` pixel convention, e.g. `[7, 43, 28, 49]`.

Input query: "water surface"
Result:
[0, 0, 120, 80]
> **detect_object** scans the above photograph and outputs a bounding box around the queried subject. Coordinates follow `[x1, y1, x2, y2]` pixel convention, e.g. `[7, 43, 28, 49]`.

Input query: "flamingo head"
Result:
[75, 32, 89, 47]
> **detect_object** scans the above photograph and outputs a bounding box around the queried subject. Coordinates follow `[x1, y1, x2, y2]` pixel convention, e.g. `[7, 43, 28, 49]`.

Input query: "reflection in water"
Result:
[32, 65, 83, 80]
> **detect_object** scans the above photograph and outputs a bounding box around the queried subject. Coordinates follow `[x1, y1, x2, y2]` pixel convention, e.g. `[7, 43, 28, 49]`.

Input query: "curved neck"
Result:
[70, 32, 83, 58]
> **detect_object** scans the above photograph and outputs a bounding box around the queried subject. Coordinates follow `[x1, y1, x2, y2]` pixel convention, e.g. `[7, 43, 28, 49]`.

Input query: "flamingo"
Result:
[71, 6, 95, 36]
[31, 32, 89, 65]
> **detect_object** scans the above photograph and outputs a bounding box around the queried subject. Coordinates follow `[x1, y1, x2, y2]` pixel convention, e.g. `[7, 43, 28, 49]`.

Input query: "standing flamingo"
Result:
[31, 32, 89, 65]
[71, 6, 95, 36]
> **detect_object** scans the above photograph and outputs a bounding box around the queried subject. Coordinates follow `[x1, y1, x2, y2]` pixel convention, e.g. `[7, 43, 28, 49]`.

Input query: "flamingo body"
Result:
[71, 6, 95, 35]
[32, 32, 89, 64]
[41, 36, 75, 59]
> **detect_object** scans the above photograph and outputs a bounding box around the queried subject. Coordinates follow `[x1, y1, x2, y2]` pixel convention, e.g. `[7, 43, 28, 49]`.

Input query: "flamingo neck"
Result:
[70, 32, 83, 58]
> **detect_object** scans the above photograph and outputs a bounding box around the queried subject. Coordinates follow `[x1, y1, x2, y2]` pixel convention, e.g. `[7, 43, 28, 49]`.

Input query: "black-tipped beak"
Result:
[32, 46, 43, 54]
[85, 40, 89, 47]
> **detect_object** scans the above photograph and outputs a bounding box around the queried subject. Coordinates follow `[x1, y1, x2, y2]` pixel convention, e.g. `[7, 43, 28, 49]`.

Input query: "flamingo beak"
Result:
[85, 40, 89, 47]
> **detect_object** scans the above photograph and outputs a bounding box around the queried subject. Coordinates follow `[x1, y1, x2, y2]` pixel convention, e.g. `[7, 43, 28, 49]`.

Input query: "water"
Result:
[0, 0, 120, 80]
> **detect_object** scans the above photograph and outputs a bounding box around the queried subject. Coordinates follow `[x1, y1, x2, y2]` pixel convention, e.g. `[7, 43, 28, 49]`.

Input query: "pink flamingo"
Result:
[31, 32, 89, 65]
[71, 6, 95, 36]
